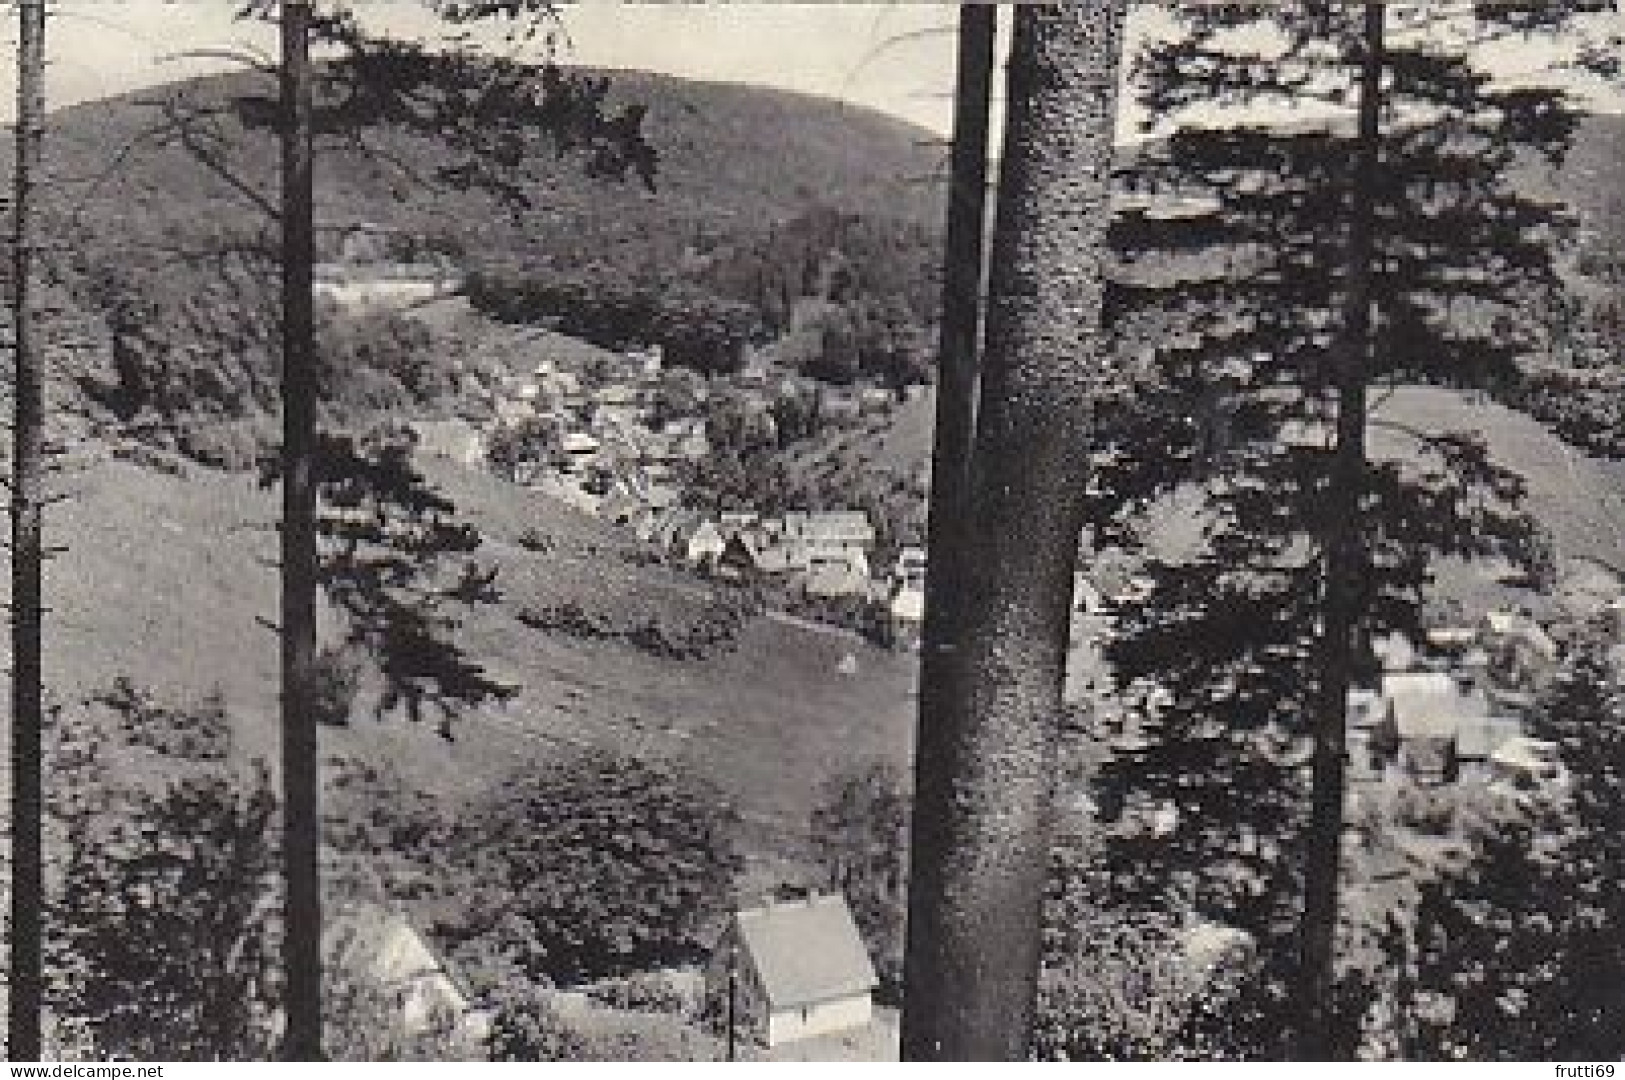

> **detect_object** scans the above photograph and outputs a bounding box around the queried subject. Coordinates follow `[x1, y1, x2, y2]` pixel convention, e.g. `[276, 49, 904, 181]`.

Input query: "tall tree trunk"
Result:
[1298, 2, 1383, 1060]
[7, 0, 46, 1061]
[905, 1, 994, 1052]
[279, 0, 322, 1060]
[903, 3, 1126, 1060]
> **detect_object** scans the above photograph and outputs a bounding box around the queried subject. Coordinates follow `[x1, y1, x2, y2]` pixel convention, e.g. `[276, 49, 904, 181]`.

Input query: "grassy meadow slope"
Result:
[6, 446, 915, 861]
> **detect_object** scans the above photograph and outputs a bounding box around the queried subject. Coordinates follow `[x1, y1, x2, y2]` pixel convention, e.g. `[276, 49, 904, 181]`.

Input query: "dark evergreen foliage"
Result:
[1079, 2, 1603, 1055]
[260, 425, 517, 737]
[1404, 636, 1625, 1059]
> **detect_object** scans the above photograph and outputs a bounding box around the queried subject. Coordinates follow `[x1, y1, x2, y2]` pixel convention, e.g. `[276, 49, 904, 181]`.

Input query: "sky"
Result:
[1, 2, 1620, 135]
[2, 2, 969, 133]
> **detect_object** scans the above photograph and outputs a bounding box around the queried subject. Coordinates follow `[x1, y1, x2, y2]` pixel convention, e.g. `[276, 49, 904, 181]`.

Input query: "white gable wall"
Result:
[767, 992, 873, 1047]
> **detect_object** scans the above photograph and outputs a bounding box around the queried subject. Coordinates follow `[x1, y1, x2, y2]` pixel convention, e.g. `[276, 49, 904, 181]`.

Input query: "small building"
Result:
[781, 511, 876, 557]
[1373, 630, 1418, 673]
[1456, 714, 1526, 781]
[710, 894, 879, 1049]
[1488, 736, 1570, 795]
[684, 520, 727, 567]
[627, 344, 664, 376]
[561, 431, 601, 462]
[804, 558, 871, 599]
[893, 546, 928, 589]
[1424, 626, 1479, 656]
[859, 387, 894, 415]
[753, 539, 803, 577]
[820, 390, 863, 426]
[325, 907, 486, 1044]
[1374, 671, 1494, 784]
[888, 583, 926, 649]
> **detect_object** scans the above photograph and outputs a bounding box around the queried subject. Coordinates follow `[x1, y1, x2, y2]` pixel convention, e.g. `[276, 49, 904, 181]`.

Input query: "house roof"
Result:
[734, 894, 878, 1011]
[687, 520, 725, 548]
[781, 511, 876, 546]
[890, 584, 925, 621]
[1457, 715, 1524, 761]
[1382, 671, 1488, 741]
[896, 546, 927, 568]
[325, 907, 468, 1013]
[1490, 735, 1563, 772]
[562, 432, 600, 454]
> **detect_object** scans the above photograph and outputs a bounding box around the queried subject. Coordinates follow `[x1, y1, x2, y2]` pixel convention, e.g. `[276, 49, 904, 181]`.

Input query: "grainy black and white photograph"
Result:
[0, 0, 1621, 1064]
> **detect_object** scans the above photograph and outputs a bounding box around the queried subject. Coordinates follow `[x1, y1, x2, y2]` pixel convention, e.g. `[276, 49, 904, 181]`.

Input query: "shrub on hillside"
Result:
[94, 677, 232, 762]
[312, 643, 368, 727]
[53, 762, 282, 1060]
[582, 972, 693, 1017]
[517, 588, 758, 660]
[436, 750, 742, 986]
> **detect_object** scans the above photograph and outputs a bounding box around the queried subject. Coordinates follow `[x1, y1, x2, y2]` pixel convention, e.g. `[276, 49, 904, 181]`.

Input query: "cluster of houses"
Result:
[434, 336, 932, 640]
[1344, 611, 1568, 798]
[644, 510, 929, 643]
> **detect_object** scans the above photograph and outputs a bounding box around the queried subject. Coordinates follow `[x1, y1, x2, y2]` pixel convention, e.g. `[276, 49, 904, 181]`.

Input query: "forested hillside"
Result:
[0, 64, 944, 459]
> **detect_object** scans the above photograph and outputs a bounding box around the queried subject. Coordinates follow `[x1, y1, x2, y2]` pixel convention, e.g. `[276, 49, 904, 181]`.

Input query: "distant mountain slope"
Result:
[4, 64, 944, 447]
[29, 64, 942, 274]
[824, 384, 1625, 580]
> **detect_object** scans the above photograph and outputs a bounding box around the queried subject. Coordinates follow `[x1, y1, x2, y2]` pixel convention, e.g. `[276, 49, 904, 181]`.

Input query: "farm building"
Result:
[709, 893, 879, 1049]
[1455, 714, 1526, 781]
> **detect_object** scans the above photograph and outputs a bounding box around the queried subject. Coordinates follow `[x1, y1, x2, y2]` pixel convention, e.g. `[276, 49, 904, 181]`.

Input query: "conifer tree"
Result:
[1087, 1, 1610, 1056]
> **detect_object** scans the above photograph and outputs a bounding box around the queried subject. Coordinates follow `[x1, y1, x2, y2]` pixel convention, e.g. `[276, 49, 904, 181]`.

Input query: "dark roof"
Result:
[735, 894, 877, 1011]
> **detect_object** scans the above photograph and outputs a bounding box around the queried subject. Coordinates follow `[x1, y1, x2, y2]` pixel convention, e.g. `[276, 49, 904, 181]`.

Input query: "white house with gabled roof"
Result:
[710, 893, 878, 1048]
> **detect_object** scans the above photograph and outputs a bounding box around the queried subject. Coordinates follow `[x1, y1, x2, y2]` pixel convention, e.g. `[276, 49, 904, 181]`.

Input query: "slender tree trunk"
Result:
[1298, 3, 1383, 1061]
[903, 3, 1126, 1060]
[279, 0, 322, 1060]
[7, 0, 46, 1061]
[904, 2, 994, 1052]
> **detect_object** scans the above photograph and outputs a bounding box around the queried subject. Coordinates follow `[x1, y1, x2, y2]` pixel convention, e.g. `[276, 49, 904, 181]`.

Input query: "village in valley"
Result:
[318, 218, 936, 655]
